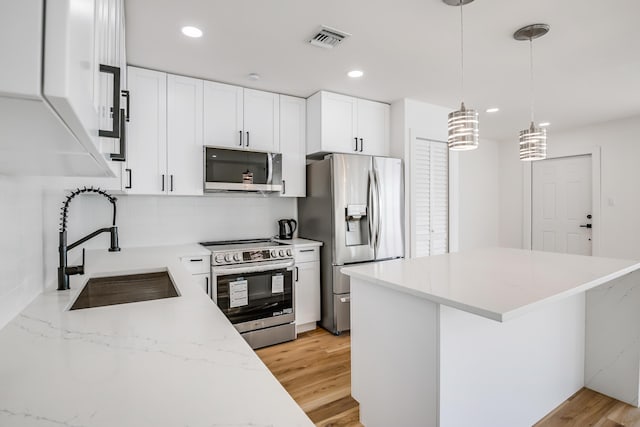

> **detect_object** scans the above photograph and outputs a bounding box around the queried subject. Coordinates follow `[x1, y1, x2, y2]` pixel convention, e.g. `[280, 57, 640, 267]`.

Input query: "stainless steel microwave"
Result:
[204, 147, 282, 192]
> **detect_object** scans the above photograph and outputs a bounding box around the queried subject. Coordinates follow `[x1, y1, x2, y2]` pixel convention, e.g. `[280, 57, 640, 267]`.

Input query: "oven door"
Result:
[214, 264, 294, 333]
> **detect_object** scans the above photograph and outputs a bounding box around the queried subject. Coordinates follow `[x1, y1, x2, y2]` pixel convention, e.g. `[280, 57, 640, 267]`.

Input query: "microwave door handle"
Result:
[267, 153, 273, 184]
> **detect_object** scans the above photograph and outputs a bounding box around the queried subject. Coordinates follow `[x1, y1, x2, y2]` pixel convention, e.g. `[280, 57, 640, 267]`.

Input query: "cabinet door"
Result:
[125, 66, 167, 194]
[321, 92, 357, 154]
[357, 98, 390, 156]
[279, 95, 306, 197]
[295, 261, 321, 326]
[167, 74, 203, 196]
[203, 81, 243, 149]
[243, 88, 280, 152]
[193, 273, 211, 297]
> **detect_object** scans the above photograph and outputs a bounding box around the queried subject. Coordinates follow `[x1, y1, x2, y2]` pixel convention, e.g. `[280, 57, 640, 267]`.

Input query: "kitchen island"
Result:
[342, 247, 640, 427]
[0, 244, 313, 427]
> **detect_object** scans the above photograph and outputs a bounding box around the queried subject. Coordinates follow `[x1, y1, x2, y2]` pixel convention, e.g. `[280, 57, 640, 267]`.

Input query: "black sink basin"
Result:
[70, 271, 178, 310]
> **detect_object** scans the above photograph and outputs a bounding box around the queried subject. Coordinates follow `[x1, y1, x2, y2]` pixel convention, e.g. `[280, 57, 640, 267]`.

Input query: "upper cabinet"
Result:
[204, 82, 280, 153]
[279, 95, 306, 197]
[0, 0, 124, 177]
[125, 67, 204, 196]
[306, 91, 390, 158]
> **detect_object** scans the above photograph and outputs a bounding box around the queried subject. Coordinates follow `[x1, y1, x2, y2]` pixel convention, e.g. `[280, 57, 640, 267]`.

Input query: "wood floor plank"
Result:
[258, 328, 640, 427]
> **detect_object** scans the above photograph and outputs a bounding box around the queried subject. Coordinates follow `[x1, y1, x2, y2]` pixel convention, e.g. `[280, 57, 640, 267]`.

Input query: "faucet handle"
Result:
[65, 248, 85, 276]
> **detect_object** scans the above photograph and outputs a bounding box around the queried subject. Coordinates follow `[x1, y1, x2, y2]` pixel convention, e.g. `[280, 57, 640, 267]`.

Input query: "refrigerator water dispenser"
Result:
[345, 204, 369, 246]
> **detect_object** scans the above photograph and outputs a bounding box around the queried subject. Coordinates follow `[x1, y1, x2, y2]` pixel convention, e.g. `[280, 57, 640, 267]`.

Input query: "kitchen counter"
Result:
[342, 248, 640, 427]
[342, 247, 640, 321]
[273, 237, 323, 247]
[0, 244, 313, 427]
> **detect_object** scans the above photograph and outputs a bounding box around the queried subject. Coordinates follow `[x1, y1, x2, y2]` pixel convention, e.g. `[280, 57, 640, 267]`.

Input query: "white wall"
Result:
[390, 98, 500, 254]
[457, 138, 500, 251]
[499, 115, 640, 259]
[0, 176, 51, 329]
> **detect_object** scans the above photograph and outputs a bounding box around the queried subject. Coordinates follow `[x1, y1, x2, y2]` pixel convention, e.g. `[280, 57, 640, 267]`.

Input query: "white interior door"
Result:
[532, 155, 592, 255]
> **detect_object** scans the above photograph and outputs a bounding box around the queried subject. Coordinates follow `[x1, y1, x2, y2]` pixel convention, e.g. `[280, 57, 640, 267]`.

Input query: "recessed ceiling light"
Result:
[347, 70, 364, 78]
[485, 107, 500, 113]
[539, 122, 551, 127]
[248, 73, 261, 81]
[181, 26, 203, 38]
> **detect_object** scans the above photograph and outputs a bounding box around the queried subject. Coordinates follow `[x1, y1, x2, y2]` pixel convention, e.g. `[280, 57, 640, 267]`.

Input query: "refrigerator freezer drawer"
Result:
[333, 293, 351, 333]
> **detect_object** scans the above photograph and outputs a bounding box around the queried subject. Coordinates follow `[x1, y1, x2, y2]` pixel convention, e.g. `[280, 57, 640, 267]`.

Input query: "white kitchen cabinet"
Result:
[306, 91, 390, 157]
[167, 74, 204, 196]
[125, 67, 167, 195]
[204, 82, 280, 152]
[126, 67, 203, 196]
[279, 95, 306, 197]
[181, 255, 211, 296]
[294, 245, 321, 333]
[0, 0, 116, 176]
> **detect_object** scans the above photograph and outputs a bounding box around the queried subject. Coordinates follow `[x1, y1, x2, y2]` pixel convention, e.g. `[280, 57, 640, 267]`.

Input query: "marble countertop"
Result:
[273, 237, 323, 247]
[341, 247, 640, 322]
[0, 244, 313, 427]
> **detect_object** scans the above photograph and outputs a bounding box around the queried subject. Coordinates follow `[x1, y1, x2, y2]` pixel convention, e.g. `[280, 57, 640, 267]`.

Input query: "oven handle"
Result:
[212, 260, 295, 275]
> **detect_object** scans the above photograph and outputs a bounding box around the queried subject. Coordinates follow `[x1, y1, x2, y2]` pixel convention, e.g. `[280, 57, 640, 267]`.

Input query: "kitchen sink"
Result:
[70, 271, 178, 310]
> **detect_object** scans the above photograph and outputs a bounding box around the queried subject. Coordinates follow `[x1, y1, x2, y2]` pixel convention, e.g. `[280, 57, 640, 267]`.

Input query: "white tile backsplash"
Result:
[1, 176, 296, 330]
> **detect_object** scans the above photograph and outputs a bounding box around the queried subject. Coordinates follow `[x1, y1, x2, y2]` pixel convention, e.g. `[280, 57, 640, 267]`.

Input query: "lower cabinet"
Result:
[294, 246, 321, 333]
[180, 255, 211, 296]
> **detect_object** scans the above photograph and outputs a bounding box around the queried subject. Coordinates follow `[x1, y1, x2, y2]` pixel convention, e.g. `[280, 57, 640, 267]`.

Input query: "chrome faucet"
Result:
[58, 187, 121, 291]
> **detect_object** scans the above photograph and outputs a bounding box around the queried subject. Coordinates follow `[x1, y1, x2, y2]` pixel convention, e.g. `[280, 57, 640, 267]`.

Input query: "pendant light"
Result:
[444, 0, 479, 151]
[514, 24, 549, 161]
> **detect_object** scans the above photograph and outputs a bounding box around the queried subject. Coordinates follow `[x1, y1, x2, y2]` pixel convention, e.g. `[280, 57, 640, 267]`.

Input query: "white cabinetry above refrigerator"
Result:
[306, 91, 390, 158]
[0, 0, 123, 177]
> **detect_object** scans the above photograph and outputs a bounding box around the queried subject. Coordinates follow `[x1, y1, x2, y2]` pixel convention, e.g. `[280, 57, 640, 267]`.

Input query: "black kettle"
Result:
[278, 219, 297, 240]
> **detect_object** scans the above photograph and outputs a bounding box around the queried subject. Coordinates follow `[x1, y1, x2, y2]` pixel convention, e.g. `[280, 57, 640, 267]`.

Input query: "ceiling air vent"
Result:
[308, 25, 351, 49]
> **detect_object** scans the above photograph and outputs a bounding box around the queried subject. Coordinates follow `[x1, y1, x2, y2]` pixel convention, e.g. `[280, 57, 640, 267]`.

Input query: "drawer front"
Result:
[181, 255, 210, 275]
[294, 246, 320, 263]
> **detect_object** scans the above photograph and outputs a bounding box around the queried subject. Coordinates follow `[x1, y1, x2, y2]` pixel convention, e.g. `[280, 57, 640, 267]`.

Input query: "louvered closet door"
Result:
[411, 136, 448, 257]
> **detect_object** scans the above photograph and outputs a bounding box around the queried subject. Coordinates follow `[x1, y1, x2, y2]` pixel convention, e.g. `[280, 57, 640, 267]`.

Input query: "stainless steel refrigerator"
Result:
[298, 154, 404, 334]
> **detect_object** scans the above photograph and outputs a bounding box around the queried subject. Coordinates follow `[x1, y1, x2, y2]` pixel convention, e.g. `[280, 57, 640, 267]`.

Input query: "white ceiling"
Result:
[125, 0, 640, 142]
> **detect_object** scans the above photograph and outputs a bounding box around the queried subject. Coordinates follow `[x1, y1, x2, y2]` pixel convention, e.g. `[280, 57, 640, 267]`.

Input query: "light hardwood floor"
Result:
[257, 328, 640, 427]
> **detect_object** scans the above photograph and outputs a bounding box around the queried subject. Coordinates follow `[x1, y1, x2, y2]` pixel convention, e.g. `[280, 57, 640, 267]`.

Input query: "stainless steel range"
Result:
[200, 239, 296, 349]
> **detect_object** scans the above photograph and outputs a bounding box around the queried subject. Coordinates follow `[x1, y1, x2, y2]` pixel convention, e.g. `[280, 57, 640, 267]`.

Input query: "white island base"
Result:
[345, 248, 640, 427]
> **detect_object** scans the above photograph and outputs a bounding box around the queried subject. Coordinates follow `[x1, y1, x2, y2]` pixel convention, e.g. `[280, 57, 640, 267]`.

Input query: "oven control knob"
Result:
[286, 248, 293, 257]
[224, 253, 233, 262]
[279, 249, 285, 257]
[233, 253, 242, 262]
[271, 250, 278, 258]
[214, 254, 225, 264]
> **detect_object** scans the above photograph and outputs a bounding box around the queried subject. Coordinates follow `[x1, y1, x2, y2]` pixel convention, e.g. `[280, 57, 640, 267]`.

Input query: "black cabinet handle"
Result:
[205, 276, 209, 294]
[295, 266, 299, 282]
[125, 168, 132, 189]
[246, 131, 250, 147]
[239, 130, 243, 146]
[121, 90, 130, 122]
[354, 137, 358, 151]
[580, 224, 593, 229]
[170, 175, 174, 192]
[282, 180, 286, 195]
[98, 64, 121, 138]
[161, 174, 165, 191]
[110, 109, 126, 161]
[359, 138, 364, 152]
[299, 249, 315, 253]
[190, 258, 203, 262]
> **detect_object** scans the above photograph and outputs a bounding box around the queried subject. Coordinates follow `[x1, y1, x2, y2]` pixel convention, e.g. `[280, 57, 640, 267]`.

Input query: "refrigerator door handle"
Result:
[374, 166, 382, 252]
[367, 170, 375, 249]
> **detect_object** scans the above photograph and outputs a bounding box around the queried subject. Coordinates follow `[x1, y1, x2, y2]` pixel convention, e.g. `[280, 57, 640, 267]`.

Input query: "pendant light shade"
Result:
[448, 102, 479, 150]
[519, 122, 547, 161]
[445, 0, 479, 151]
[514, 23, 549, 161]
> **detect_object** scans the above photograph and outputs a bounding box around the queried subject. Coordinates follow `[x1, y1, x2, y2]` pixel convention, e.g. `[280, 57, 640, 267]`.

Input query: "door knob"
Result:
[587, 214, 592, 219]
[580, 224, 592, 229]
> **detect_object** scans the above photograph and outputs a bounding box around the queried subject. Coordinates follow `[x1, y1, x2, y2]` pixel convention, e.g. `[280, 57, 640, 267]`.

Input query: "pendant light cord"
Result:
[529, 37, 535, 124]
[460, 2, 465, 101]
